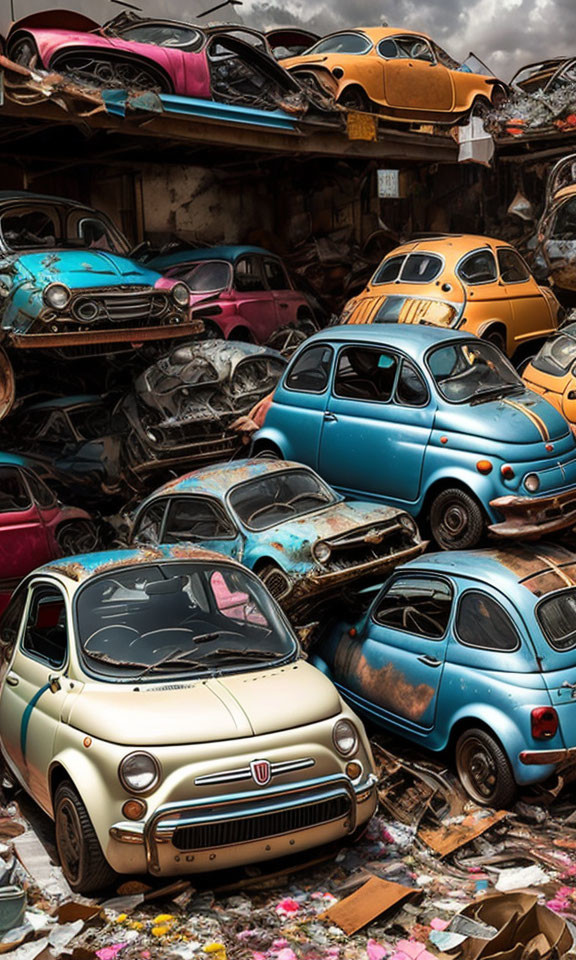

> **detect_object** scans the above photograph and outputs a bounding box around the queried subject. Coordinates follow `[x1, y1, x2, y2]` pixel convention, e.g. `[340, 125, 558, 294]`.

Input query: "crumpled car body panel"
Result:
[537, 156, 576, 293]
[522, 322, 576, 426]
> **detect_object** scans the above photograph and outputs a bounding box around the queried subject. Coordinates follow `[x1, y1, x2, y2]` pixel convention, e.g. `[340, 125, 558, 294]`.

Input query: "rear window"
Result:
[538, 589, 576, 651]
[458, 250, 498, 284]
[532, 330, 576, 376]
[372, 256, 405, 285]
[306, 33, 372, 55]
[400, 253, 443, 283]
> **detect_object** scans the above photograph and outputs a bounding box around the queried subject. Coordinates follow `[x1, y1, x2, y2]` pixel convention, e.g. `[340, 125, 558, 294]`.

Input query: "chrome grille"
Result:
[72, 290, 170, 325]
[172, 794, 350, 851]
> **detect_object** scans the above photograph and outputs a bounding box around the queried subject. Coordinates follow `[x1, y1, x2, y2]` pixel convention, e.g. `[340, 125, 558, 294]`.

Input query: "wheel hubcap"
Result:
[56, 799, 83, 884]
[458, 737, 497, 801]
[441, 502, 468, 537]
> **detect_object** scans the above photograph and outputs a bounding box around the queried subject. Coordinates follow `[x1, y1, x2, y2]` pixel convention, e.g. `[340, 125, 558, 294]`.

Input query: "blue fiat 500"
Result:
[313, 544, 576, 806]
[253, 325, 576, 549]
[130, 459, 425, 614]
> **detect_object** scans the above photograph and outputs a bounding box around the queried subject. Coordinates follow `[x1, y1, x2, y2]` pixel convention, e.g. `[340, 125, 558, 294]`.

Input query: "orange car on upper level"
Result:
[340, 235, 560, 359]
[280, 28, 507, 120]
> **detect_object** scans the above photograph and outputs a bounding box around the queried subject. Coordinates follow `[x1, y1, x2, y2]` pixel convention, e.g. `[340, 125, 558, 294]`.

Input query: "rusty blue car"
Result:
[313, 543, 576, 807]
[252, 325, 576, 549]
[130, 459, 426, 614]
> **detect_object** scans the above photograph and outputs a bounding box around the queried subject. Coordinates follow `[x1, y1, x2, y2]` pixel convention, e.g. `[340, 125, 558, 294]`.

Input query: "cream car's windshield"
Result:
[75, 562, 296, 680]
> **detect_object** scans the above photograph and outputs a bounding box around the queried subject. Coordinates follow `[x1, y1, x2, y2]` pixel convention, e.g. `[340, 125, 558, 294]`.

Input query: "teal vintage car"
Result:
[252, 325, 576, 549]
[0, 192, 200, 417]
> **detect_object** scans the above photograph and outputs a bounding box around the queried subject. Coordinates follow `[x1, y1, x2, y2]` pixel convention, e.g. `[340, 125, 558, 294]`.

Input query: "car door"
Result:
[274, 343, 335, 466]
[0, 580, 70, 810]
[0, 466, 52, 595]
[317, 344, 434, 503]
[234, 255, 277, 341]
[332, 573, 453, 734]
[457, 247, 514, 342]
[262, 257, 300, 328]
[379, 35, 454, 113]
[496, 247, 557, 348]
[161, 496, 242, 560]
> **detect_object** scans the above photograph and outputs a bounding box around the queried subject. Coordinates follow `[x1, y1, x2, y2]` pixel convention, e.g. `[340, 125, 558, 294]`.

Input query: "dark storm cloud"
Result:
[2, 0, 572, 80]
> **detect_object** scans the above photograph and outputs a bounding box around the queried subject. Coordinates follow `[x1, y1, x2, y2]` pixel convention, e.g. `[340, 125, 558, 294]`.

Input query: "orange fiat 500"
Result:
[341, 235, 560, 358]
[280, 28, 507, 120]
[523, 323, 576, 425]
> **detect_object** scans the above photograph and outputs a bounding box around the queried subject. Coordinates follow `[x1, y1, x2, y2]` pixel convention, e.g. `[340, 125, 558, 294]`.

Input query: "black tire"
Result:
[197, 319, 224, 341]
[56, 520, 99, 557]
[455, 728, 516, 807]
[483, 328, 507, 354]
[54, 782, 117, 894]
[337, 86, 372, 112]
[430, 487, 485, 551]
[7, 36, 40, 68]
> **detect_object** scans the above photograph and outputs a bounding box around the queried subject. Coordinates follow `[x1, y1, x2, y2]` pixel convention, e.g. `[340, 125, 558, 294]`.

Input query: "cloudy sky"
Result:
[3, 0, 571, 79]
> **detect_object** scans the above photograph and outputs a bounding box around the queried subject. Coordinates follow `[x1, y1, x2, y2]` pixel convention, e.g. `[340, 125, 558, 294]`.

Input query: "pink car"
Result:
[0, 454, 96, 615]
[7, 10, 305, 109]
[146, 245, 318, 345]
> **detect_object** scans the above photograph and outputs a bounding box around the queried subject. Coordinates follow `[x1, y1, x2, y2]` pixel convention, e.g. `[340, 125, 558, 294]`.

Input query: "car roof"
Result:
[39, 545, 247, 585]
[318, 27, 432, 42]
[145, 458, 304, 502]
[150, 245, 274, 267]
[403, 543, 576, 600]
[306, 322, 473, 358]
[0, 191, 89, 209]
[384, 234, 509, 258]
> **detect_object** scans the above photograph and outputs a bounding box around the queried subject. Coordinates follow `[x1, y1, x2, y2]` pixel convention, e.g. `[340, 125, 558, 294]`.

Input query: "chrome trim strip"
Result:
[194, 757, 315, 786]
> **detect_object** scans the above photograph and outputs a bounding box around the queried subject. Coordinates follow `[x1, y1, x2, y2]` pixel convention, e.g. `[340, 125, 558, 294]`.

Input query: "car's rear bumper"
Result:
[519, 746, 576, 765]
[9, 322, 203, 349]
[108, 772, 377, 876]
[489, 487, 576, 538]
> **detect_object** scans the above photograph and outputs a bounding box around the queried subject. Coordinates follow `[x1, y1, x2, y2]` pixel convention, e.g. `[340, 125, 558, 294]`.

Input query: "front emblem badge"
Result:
[250, 759, 271, 785]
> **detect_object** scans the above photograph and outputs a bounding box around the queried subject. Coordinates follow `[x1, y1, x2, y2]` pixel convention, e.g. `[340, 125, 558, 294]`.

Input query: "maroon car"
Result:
[0, 454, 97, 614]
[6, 11, 307, 111]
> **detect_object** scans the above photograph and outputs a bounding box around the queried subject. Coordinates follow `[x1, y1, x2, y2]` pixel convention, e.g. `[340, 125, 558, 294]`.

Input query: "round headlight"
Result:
[119, 752, 160, 793]
[43, 283, 71, 310]
[399, 514, 417, 535]
[524, 473, 540, 493]
[171, 282, 190, 307]
[313, 541, 332, 564]
[333, 719, 358, 757]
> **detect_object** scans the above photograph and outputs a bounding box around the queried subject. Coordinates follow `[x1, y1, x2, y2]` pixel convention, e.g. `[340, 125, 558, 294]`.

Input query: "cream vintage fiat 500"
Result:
[0, 546, 377, 893]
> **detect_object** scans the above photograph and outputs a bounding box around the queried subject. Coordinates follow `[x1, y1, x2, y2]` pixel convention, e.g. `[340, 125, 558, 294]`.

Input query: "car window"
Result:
[1, 207, 59, 250]
[170, 260, 231, 293]
[334, 346, 399, 402]
[373, 255, 406, 285]
[163, 497, 236, 542]
[210, 570, 267, 626]
[0, 467, 31, 512]
[306, 32, 372, 55]
[428, 341, 521, 404]
[285, 344, 333, 393]
[377, 36, 434, 62]
[400, 253, 443, 283]
[497, 248, 531, 283]
[119, 23, 203, 49]
[0, 588, 27, 657]
[134, 502, 167, 546]
[235, 256, 266, 293]
[373, 576, 453, 639]
[553, 197, 576, 239]
[229, 468, 335, 531]
[532, 329, 576, 376]
[538, 588, 576, 651]
[22, 584, 68, 668]
[263, 258, 289, 291]
[456, 591, 521, 651]
[394, 359, 428, 406]
[457, 250, 498, 284]
[431, 42, 460, 69]
[23, 470, 56, 509]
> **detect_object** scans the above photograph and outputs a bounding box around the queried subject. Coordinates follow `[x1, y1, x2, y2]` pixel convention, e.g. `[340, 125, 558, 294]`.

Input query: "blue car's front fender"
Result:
[422, 460, 505, 522]
[252, 425, 291, 459]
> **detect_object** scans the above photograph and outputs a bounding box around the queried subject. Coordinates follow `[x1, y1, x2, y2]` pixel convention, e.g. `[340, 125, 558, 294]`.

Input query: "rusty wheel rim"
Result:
[456, 736, 498, 803]
[56, 798, 83, 885]
[439, 500, 469, 540]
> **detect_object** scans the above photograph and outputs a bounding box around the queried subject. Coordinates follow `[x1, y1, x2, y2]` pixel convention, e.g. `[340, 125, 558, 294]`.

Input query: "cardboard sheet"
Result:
[320, 876, 420, 935]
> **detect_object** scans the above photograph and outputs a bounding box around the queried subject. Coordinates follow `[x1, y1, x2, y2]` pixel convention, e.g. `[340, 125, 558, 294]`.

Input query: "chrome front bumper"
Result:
[110, 773, 377, 874]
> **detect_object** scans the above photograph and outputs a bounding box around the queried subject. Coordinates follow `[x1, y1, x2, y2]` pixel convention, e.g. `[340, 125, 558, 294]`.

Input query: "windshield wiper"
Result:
[136, 647, 210, 679]
[197, 647, 287, 664]
[469, 383, 524, 405]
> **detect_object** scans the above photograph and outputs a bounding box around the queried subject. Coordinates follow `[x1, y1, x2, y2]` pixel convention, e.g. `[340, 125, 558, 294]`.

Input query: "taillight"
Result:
[531, 706, 558, 740]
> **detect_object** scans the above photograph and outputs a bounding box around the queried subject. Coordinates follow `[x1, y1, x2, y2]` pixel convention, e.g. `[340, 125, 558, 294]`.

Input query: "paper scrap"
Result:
[320, 877, 420, 936]
[495, 866, 549, 892]
[429, 931, 466, 951]
[419, 810, 507, 857]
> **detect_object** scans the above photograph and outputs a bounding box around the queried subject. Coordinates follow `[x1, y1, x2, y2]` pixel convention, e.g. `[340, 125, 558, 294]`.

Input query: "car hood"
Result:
[67, 660, 341, 746]
[16, 250, 161, 289]
[435, 389, 571, 444]
[260, 501, 404, 555]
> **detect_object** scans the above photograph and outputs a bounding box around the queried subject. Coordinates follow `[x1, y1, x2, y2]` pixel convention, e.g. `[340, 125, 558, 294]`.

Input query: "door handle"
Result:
[324, 411, 338, 422]
[417, 655, 442, 668]
[5, 674, 19, 687]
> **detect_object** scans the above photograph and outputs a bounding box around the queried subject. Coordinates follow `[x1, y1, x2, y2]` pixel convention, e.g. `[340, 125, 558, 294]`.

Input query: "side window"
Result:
[456, 591, 520, 651]
[497, 248, 531, 284]
[0, 588, 27, 659]
[0, 467, 31, 513]
[457, 250, 498, 285]
[263, 258, 289, 291]
[334, 347, 399, 402]
[23, 470, 56, 509]
[395, 359, 428, 406]
[373, 255, 405, 285]
[235, 257, 266, 293]
[373, 576, 453, 639]
[378, 38, 399, 59]
[400, 254, 443, 283]
[22, 584, 67, 668]
[134, 501, 167, 545]
[285, 344, 333, 393]
[163, 498, 235, 542]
